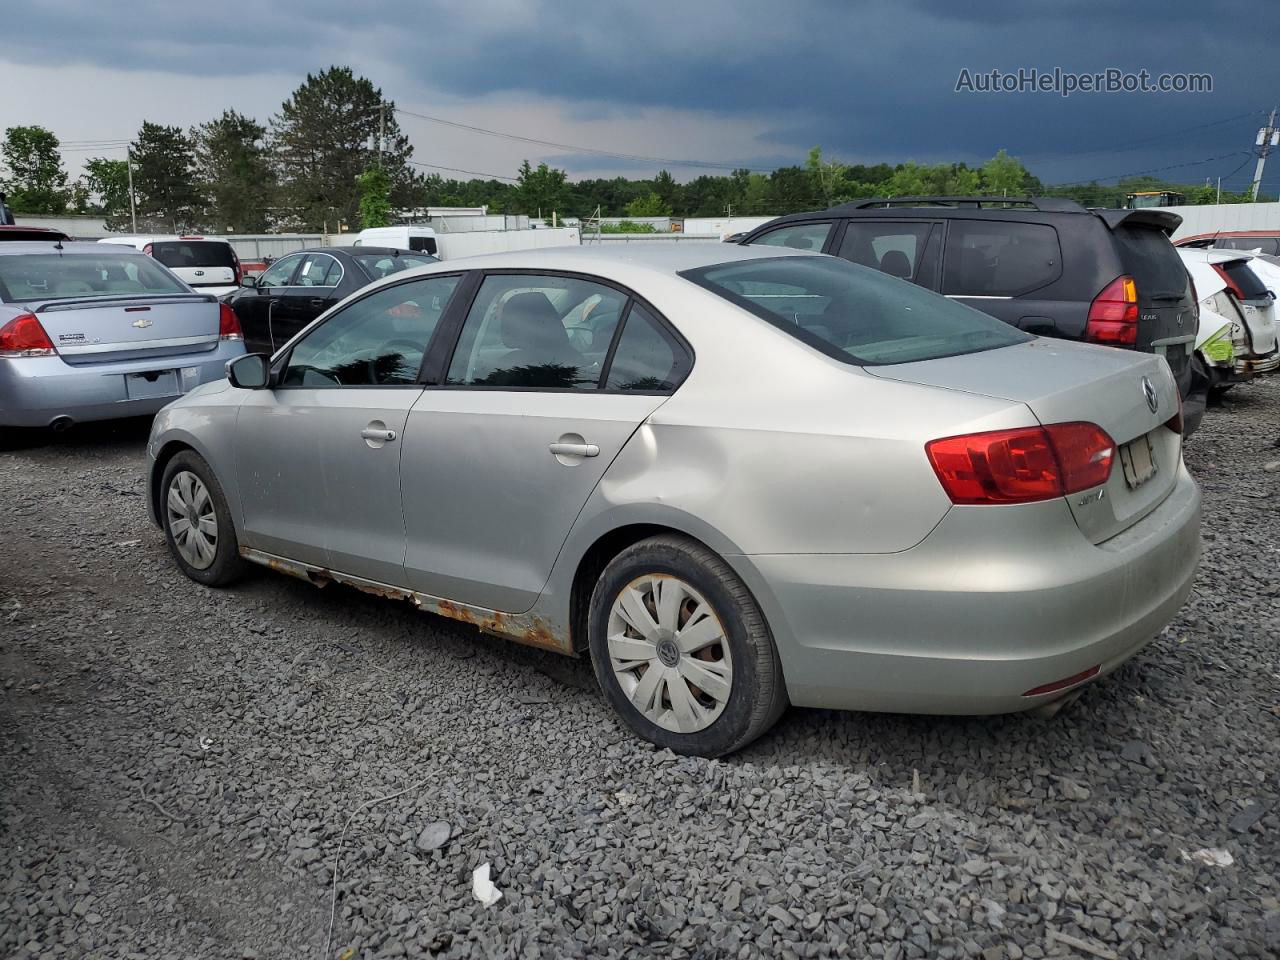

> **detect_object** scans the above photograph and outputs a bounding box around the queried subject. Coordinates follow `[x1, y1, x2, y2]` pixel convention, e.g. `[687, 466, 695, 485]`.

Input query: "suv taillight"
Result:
[0, 313, 55, 357]
[926, 422, 1115, 505]
[218, 303, 243, 341]
[1085, 275, 1138, 346]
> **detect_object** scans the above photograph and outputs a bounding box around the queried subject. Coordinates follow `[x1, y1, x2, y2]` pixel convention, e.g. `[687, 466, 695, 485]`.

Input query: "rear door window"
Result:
[750, 222, 832, 252]
[1220, 261, 1271, 301]
[295, 254, 342, 288]
[1218, 236, 1280, 255]
[837, 221, 938, 286]
[942, 221, 1062, 297]
[604, 303, 689, 392]
[150, 241, 235, 269]
[1113, 226, 1195, 303]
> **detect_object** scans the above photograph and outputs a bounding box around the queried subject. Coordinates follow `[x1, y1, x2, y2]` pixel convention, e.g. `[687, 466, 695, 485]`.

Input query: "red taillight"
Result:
[1085, 275, 1138, 346]
[0, 313, 55, 357]
[926, 422, 1115, 505]
[218, 303, 243, 341]
[1165, 394, 1184, 435]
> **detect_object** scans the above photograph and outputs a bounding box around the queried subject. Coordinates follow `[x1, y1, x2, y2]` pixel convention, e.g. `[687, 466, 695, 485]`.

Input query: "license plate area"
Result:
[1118, 433, 1157, 489]
[124, 369, 179, 400]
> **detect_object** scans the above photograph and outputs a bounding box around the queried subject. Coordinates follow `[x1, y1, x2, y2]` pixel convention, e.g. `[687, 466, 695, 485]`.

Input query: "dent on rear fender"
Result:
[591, 422, 952, 555]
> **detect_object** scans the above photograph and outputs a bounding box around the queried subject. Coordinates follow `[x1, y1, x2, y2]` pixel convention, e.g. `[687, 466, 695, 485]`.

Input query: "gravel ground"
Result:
[1, 379, 1278, 960]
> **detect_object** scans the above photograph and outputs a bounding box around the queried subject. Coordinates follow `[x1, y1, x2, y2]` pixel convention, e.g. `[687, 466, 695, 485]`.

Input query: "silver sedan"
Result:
[145, 245, 1200, 757]
[0, 242, 245, 430]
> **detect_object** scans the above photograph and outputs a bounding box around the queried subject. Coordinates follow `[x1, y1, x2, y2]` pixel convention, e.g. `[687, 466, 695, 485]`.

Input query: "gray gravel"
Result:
[2, 379, 1278, 960]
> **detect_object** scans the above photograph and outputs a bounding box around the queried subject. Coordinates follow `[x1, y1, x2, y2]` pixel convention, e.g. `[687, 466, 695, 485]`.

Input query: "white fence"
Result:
[1153, 202, 1280, 240]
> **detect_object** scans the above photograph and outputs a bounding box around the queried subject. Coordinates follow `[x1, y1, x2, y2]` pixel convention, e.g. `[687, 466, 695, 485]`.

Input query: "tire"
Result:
[587, 534, 787, 757]
[159, 450, 248, 587]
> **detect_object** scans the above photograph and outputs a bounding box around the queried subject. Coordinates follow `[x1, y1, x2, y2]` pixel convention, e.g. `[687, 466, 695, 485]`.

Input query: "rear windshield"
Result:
[150, 241, 236, 269]
[683, 255, 1030, 365]
[0, 253, 188, 302]
[353, 252, 438, 280]
[1113, 226, 1188, 303]
[1221, 261, 1271, 301]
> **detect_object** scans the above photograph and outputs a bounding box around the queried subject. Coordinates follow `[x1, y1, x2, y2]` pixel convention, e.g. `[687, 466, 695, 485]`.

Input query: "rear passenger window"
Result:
[942, 221, 1061, 297]
[838, 222, 936, 285]
[445, 274, 627, 389]
[604, 304, 688, 392]
[751, 222, 832, 252]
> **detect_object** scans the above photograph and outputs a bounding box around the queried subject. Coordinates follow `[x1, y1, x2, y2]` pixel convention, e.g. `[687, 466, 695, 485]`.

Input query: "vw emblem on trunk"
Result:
[1141, 376, 1158, 414]
[131, 317, 153, 329]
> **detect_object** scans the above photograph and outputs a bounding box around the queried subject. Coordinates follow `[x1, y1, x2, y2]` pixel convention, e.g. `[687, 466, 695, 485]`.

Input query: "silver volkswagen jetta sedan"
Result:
[146, 245, 1200, 757]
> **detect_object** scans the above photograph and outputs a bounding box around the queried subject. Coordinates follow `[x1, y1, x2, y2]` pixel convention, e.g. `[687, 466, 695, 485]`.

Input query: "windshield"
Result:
[682, 255, 1030, 365]
[150, 241, 236, 269]
[353, 252, 438, 280]
[0, 253, 189, 302]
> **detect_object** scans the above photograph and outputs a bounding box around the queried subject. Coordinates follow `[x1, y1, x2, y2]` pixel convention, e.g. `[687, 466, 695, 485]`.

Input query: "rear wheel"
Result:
[160, 451, 247, 587]
[588, 535, 787, 757]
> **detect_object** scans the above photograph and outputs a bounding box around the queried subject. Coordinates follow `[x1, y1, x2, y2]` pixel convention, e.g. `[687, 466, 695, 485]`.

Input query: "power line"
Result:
[1021, 108, 1268, 164]
[405, 159, 519, 181]
[1055, 151, 1253, 186]
[394, 107, 767, 172]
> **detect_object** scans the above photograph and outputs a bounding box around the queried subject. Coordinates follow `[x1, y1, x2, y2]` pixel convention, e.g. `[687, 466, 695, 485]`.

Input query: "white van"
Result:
[97, 235, 241, 297]
[351, 226, 438, 256]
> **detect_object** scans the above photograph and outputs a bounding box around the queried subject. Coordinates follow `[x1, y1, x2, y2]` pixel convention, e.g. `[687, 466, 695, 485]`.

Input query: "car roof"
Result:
[301, 246, 423, 257]
[98, 235, 233, 244]
[0, 241, 150, 256]
[428, 242, 812, 273]
[1178, 230, 1280, 243]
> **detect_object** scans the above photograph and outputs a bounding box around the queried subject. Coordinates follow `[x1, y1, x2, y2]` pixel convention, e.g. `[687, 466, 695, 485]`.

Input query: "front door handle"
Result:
[361, 426, 397, 442]
[549, 441, 599, 458]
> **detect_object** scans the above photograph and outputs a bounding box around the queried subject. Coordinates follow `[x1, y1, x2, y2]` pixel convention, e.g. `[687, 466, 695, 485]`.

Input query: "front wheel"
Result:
[588, 535, 787, 757]
[160, 451, 247, 587]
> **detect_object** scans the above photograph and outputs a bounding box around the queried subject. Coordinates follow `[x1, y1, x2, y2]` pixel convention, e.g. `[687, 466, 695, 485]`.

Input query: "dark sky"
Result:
[5, 0, 1277, 189]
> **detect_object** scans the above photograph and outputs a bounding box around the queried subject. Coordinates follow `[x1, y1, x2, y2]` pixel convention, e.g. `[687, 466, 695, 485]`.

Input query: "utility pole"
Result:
[1217, 177, 1222, 204]
[378, 102, 385, 168]
[126, 148, 138, 233]
[1250, 107, 1278, 201]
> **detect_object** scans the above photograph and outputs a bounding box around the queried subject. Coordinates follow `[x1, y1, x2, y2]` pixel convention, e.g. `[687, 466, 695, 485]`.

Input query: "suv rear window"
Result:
[1112, 227, 1188, 302]
[942, 220, 1062, 297]
[683, 255, 1030, 365]
[150, 241, 236, 269]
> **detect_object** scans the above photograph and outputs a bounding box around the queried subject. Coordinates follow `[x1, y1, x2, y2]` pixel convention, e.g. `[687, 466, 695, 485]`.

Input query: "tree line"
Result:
[0, 65, 1265, 234]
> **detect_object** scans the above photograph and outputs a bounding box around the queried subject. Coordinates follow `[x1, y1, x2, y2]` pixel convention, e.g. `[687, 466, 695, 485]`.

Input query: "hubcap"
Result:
[606, 574, 733, 734]
[166, 470, 217, 570]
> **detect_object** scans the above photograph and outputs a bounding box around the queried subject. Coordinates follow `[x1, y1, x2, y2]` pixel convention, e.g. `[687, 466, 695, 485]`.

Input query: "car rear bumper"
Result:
[0, 342, 244, 427]
[1236, 351, 1279, 375]
[732, 464, 1201, 715]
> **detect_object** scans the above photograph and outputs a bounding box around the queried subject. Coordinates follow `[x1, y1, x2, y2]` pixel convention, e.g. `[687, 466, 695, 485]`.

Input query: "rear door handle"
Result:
[309, 298, 326, 308]
[361, 426, 397, 442]
[549, 441, 599, 458]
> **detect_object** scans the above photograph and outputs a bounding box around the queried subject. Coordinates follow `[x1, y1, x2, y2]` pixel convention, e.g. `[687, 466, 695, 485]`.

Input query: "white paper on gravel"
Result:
[472, 862, 503, 907]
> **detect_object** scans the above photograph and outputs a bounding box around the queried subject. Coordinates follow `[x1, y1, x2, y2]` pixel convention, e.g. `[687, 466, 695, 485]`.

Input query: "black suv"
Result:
[739, 196, 1201, 432]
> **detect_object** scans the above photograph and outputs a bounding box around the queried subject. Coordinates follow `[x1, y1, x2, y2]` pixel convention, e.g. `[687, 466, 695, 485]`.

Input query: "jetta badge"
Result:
[1141, 376, 1158, 414]
[131, 316, 153, 329]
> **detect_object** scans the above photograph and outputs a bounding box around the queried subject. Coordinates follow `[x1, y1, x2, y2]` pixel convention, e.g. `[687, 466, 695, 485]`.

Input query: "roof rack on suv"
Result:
[834, 196, 1087, 213]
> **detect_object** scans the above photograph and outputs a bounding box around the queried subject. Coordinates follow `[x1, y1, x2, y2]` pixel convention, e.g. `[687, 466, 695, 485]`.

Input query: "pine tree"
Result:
[193, 110, 275, 233]
[270, 66, 413, 232]
[131, 122, 204, 230]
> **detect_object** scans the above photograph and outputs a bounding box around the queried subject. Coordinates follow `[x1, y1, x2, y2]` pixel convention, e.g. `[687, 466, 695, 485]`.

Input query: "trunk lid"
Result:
[35, 294, 222, 365]
[867, 337, 1181, 543]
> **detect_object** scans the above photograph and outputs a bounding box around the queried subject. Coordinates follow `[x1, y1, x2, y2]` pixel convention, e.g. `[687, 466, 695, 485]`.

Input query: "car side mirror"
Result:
[240, 275, 259, 288]
[227, 353, 271, 389]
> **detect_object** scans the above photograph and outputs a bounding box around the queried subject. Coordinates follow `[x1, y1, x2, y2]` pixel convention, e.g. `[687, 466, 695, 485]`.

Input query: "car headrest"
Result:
[500, 291, 568, 353]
